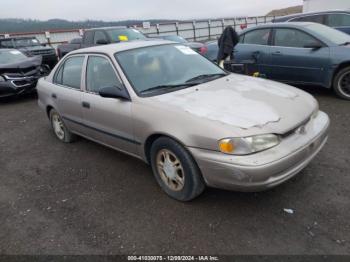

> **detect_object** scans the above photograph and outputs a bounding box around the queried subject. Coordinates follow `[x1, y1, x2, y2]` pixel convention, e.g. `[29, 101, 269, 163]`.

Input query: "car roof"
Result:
[70, 40, 175, 55]
[242, 22, 316, 32]
[274, 10, 350, 21]
[85, 26, 128, 31]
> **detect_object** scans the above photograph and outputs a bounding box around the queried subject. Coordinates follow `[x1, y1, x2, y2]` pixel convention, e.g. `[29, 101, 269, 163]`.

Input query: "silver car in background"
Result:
[37, 40, 330, 201]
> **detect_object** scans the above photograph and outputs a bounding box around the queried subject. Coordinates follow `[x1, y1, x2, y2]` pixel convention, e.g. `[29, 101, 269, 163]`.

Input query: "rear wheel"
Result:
[150, 137, 206, 201]
[49, 109, 76, 143]
[333, 67, 350, 100]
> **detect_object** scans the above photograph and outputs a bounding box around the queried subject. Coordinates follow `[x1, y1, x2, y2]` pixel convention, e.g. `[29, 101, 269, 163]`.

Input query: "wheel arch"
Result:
[143, 133, 190, 164]
[46, 105, 54, 119]
[333, 62, 350, 87]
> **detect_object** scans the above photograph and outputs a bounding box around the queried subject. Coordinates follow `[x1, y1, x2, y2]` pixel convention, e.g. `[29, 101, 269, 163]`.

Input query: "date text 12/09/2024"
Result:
[127, 256, 219, 261]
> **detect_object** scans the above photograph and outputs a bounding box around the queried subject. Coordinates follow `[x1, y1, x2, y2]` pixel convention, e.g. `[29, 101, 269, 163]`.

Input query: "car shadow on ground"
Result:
[0, 93, 37, 104]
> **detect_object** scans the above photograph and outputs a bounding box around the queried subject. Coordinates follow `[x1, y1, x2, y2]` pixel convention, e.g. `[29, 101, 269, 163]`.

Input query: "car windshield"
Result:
[162, 35, 187, 43]
[115, 44, 226, 96]
[0, 50, 28, 64]
[306, 23, 350, 45]
[106, 28, 147, 42]
[14, 38, 41, 48]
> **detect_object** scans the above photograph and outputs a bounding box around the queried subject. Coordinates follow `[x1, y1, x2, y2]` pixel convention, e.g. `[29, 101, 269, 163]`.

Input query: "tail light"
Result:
[240, 24, 247, 30]
[199, 46, 208, 55]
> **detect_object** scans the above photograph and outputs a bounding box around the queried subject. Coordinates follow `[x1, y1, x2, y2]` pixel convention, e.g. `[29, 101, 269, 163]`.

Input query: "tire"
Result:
[150, 137, 206, 201]
[333, 67, 350, 100]
[49, 109, 77, 143]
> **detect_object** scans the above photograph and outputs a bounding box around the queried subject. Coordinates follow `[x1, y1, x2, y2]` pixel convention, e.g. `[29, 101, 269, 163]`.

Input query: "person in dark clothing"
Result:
[217, 26, 239, 68]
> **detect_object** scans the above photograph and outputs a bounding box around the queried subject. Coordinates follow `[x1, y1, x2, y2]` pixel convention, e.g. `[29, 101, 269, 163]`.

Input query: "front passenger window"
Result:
[86, 56, 122, 93]
[274, 29, 321, 48]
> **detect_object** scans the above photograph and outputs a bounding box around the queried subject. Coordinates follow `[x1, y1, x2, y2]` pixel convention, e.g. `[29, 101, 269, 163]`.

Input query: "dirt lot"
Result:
[0, 87, 349, 256]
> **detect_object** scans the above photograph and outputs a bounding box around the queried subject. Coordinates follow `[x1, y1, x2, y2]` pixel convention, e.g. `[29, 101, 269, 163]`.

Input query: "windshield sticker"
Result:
[175, 46, 197, 55]
[119, 35, 129, 41]
[10, 50, 21, 55]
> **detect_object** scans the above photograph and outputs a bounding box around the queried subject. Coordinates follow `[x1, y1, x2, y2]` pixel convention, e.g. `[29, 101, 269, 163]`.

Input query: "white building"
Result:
[303, 0, 350, 12]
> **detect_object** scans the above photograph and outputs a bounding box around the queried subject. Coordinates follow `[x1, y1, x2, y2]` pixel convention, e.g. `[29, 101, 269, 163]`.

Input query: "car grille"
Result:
[281, 117, 312, 138]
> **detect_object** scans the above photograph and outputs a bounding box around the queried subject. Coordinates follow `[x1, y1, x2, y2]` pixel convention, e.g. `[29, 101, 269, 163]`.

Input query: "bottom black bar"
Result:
[0, 256, 349, 262]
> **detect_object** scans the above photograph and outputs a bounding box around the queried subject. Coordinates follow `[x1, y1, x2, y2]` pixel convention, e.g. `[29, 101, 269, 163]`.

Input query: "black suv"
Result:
[0, 37, 58, 69]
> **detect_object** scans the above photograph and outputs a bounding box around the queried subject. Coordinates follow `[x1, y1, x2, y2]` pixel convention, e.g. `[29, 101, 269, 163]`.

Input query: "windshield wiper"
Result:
[140, 83, 197, 94]
[185, 73, 227, 84]
[339, 41, 350, 46]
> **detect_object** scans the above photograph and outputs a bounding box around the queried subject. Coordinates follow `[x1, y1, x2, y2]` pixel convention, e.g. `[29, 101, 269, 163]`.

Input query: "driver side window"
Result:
[93, 31, 108, 45]
[86, 56, 122, 93]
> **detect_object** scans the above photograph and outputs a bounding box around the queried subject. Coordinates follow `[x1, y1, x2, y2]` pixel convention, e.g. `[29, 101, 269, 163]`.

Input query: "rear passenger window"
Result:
[291, 15, 325, 24]
[327, 14, 350, 27]
[54, 56, 84, 89]
[274, 29, 320, 48]
[86, 56, 121, 93]
[242, 29, 270, 45]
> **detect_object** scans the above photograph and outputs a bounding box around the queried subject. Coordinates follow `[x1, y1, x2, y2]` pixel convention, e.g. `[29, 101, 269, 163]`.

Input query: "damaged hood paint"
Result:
[0, 56, 42, 71]
[153, 74, 317, 134]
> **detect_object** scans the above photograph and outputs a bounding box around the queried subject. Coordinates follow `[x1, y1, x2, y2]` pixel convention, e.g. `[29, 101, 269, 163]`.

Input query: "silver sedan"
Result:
[37, 40, 330, 201]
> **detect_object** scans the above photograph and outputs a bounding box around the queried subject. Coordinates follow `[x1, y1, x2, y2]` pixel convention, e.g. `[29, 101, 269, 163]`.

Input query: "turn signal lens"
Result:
[219, 139, 235, 154]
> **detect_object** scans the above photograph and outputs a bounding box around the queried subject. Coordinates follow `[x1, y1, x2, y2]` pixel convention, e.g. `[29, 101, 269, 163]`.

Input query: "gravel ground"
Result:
[0, 87, 349, 256]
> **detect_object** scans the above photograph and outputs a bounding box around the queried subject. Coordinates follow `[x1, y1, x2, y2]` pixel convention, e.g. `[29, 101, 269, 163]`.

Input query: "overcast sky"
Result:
[0, 0, 303, 21]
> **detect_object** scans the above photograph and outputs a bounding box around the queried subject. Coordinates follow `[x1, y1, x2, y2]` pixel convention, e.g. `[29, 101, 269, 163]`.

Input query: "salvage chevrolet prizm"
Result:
[37, 40, 330, 201]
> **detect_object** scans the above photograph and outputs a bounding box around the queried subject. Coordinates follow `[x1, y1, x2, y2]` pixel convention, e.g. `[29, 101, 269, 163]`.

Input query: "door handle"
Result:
[272, 51, 282, 56]
[82, 101, 90, 109]
[52, 93, 57, 99]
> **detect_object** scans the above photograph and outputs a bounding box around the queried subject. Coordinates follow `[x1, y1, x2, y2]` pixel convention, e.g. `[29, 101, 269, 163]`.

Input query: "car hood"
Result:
[151, 74, 317, 135]
[19, 46, 54, 52]
[0, 55, 42, 71]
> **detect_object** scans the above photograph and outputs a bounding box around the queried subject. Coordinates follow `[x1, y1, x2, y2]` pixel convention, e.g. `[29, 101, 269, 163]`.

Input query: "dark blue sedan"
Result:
[209, 22, 350, 100]
[273, 10, 350, 35]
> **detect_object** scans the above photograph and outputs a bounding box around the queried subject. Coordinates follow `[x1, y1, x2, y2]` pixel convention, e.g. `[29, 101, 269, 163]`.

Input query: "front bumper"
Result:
[0, 79, 38, 98]
[189, 111, 330, 192]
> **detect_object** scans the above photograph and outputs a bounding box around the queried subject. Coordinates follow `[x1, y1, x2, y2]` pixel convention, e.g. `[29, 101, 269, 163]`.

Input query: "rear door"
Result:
[234, 28, 272, 76]
[52, 55, 87, 134]
[81, 54, 137, 154]
[268, 27, 331, 86]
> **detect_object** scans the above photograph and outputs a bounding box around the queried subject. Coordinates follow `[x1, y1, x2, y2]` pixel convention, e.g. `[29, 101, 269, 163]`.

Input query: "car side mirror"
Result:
[99, 86, 130, 101]
[96, 39, 109, 45]
[304, 43, 323, 50]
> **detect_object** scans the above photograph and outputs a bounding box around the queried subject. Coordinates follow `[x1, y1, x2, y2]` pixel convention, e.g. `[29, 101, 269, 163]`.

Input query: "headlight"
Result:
[0, 76, 6, 82]
[219, 134, 280, 155]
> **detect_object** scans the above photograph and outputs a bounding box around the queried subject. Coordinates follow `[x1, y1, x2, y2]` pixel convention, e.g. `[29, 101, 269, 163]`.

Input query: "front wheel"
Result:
[333, 67, 350, 100]
[150, 137, 206, 201]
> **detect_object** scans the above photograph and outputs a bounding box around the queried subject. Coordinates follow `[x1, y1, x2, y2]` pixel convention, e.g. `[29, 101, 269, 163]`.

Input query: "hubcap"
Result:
[156, 149, 185, 191]
[338, 71, 350, 98]
[52, 113, 65, 140]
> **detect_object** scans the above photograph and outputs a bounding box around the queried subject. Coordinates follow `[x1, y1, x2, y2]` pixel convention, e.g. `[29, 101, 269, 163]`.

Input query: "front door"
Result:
[81, 55, 137, 155]
[268, 28, 330, 86]
[234, 28, 272, 77]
